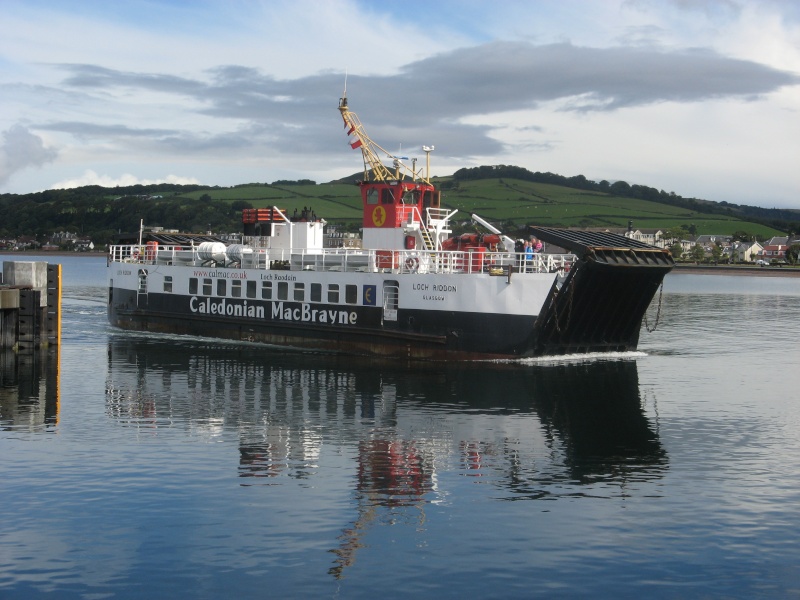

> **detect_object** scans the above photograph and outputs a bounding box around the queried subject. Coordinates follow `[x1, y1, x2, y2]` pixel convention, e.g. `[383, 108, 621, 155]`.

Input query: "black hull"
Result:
[108, 288, 540, 360]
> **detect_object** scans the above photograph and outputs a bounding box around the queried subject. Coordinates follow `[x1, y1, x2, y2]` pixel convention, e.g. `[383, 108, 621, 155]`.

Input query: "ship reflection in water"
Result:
[0, 348, 60, 430]
[104, 337, 666, 579]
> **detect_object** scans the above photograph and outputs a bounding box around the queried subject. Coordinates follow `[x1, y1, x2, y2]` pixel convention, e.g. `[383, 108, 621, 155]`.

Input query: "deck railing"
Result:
[108, 244, 575, 275]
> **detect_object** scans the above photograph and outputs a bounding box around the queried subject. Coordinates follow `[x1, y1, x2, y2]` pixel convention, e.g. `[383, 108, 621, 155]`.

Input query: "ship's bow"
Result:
[529, 228, 674, 356]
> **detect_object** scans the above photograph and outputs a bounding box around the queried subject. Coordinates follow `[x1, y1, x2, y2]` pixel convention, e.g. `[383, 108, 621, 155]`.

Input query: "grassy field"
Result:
[181, 178, 783, 237]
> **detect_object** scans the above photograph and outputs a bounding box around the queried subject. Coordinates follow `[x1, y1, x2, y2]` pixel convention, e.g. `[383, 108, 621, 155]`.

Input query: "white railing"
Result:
[109, 244, 576, 275]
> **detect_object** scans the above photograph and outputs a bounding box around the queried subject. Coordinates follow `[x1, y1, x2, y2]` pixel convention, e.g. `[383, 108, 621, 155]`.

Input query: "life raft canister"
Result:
[145, 240, 158, 261]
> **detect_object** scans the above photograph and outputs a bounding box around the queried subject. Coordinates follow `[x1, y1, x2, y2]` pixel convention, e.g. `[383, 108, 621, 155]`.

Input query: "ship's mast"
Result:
[338, 94, 431, 185]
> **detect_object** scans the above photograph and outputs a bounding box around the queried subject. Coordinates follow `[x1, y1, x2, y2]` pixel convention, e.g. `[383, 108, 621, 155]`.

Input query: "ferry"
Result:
[106, 95, 674, 360]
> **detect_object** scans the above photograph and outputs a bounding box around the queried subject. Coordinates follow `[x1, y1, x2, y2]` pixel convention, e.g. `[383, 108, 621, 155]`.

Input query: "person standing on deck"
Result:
[524, 240, 534, 271]
[515, 239, 525, 269]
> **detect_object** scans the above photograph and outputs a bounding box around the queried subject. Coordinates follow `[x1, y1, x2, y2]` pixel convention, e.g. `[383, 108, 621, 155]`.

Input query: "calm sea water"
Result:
[2, 255, 800, 599]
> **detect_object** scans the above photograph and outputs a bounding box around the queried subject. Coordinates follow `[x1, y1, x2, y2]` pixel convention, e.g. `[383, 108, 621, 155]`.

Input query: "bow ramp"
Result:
[528, 227, 674, 356]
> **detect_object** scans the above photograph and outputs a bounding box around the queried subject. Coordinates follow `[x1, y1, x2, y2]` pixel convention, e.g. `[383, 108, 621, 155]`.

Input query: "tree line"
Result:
[0, 185, 248, 246]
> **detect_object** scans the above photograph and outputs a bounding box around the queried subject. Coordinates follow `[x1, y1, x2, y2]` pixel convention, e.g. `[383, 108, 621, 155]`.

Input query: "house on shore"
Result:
[624, 228, 667, 248]
[730, 240, 763, 263]
[759, 236, 789, 262]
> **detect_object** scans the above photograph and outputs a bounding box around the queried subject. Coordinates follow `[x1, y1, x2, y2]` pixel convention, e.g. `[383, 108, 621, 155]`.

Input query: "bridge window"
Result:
[203, 278, 212, 296]
[381, 188, 394, 204]
[189, 277, 198, 295]
[231, 280, 242, 298]
[310, 283, 322, 302]
[261, 281, 272, 300]
[246, 281, 256, 299]
[366, 188, 378, 205]
[293, 282, 305, 302]
[423, 190, 440, 208]
[402, 190, 419, 204]
[163, 276, 173, 293]
[217, 279, 227, 297]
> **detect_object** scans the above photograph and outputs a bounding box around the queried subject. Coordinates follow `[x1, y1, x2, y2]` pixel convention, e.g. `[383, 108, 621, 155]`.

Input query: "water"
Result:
[2, 256, 800, 598]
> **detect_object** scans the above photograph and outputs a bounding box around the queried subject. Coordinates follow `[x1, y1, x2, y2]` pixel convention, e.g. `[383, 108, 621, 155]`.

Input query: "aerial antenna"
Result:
[423, 145, 435, 181]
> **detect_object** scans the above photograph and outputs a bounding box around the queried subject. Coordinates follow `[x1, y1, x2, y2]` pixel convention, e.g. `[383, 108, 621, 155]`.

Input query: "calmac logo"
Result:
[371, 205, 386, 227]
[363, 285, 376, 306]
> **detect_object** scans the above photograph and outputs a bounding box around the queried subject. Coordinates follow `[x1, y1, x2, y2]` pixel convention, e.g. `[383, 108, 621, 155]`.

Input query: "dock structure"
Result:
[0, 261, 62, 351]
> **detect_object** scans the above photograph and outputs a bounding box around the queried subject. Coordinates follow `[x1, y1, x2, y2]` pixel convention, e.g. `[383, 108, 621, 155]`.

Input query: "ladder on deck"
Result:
[419, 207, 455, 252]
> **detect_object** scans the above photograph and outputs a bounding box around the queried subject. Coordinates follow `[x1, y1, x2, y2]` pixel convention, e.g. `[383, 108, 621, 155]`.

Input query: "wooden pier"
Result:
[0, 261, 62, 351]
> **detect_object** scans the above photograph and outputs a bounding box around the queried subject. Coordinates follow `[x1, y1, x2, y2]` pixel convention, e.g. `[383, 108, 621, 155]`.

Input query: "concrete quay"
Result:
[0, 261, 61, 351]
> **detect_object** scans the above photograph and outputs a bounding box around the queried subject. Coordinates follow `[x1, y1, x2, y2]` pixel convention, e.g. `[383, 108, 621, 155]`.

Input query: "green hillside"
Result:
[0, 170, 792, 245]
[438, 179, 782, 236]
[181, 178, 783, 238]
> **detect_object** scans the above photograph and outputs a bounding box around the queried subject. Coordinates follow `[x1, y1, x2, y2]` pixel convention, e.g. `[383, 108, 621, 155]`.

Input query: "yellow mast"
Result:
[338, 94, 431, 185]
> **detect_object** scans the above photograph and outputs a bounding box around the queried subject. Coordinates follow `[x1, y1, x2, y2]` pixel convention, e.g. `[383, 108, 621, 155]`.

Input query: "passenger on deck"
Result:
[515, 239, 525, 269]
[525, 241, 534, 270]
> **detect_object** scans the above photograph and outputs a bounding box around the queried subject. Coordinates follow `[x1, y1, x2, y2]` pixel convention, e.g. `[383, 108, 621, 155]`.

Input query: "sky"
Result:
[1, 0, 799, 209]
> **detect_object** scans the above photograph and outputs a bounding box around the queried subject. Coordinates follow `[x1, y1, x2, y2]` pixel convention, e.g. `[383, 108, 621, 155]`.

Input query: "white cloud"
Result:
[0, 124, 58, 186]
[50, 170, 200, 190]
[0, 0, 799, 208]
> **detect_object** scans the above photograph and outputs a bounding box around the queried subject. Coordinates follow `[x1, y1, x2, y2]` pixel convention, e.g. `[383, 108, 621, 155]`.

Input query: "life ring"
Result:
[405, 256, 419, 272]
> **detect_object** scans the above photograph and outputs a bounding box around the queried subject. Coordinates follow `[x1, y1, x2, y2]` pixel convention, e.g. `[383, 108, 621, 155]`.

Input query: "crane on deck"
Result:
[338, 95, 433, 184]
